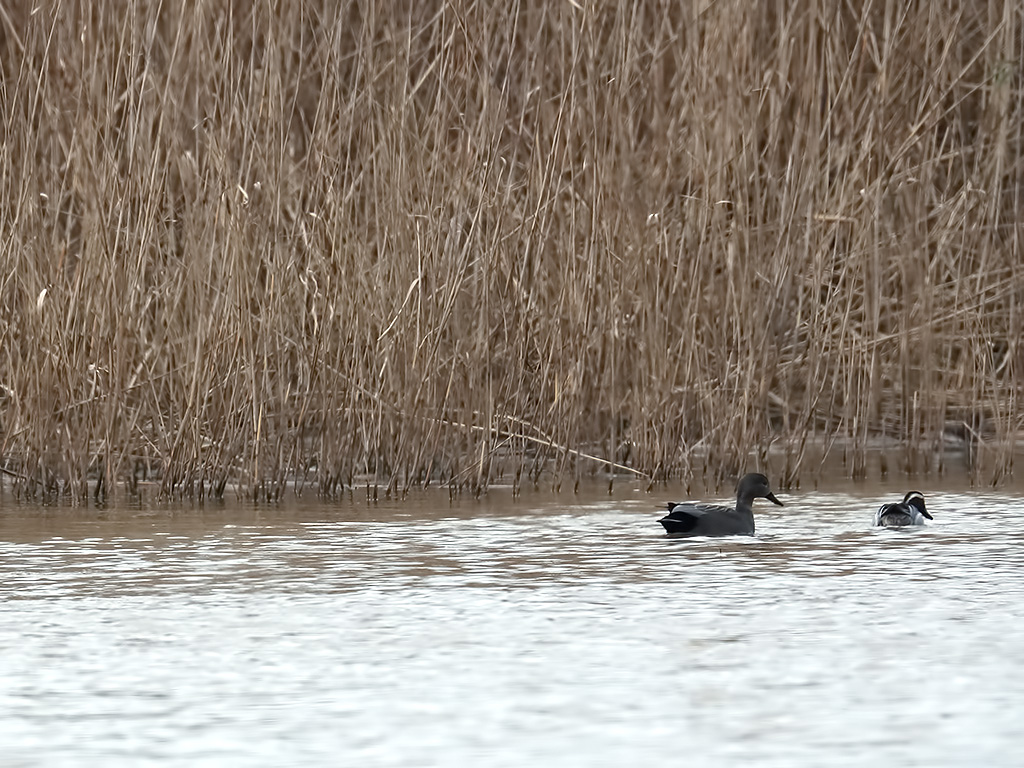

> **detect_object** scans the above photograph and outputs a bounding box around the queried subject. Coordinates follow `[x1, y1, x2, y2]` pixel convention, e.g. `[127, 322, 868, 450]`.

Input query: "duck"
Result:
[873, 491, 932, 527]
[658, 473, 783, 537]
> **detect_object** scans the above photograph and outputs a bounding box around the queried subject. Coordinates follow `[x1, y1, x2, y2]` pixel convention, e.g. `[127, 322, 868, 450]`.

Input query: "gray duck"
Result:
[658, 473, 783, 537]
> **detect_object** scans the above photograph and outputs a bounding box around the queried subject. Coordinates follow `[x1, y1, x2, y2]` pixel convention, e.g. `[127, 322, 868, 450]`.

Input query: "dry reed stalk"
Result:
[0, 0, 1022, 501]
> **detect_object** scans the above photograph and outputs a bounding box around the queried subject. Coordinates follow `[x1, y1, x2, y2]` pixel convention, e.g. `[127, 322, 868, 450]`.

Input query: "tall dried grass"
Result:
[1, 0, 1022, 501]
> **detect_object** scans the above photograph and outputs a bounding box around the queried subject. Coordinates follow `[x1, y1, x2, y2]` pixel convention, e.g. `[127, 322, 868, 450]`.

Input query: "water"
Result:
[2, 482, 1023, 766]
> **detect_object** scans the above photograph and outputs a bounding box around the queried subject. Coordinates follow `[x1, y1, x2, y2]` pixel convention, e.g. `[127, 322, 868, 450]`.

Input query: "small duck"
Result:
[658, 473, 783, 537]
[873, 491, 932, 527]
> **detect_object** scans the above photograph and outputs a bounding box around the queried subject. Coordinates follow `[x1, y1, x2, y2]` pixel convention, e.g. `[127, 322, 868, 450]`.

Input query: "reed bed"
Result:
[1, 0, 1022, 501]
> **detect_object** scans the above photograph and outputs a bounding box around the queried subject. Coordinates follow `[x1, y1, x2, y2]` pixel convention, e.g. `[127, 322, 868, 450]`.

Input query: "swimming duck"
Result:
[873, 491, 932, 527]
[658, 473, 783, 537]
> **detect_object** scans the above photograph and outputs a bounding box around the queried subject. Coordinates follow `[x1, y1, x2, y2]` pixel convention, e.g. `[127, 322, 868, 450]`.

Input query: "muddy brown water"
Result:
[1, 478, 1023, 766]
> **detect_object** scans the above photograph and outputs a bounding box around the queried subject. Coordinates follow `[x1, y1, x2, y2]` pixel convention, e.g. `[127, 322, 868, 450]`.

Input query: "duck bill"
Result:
[766, 492, 784, 507]
[922, 510, 934, 520]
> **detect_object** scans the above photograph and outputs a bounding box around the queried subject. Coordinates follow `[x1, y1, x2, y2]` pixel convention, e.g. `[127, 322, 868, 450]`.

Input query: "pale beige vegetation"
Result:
[0, 0, 1022, 501]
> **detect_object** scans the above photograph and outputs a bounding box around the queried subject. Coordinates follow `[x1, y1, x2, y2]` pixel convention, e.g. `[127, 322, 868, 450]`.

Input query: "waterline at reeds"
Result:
[1, 1, 1022, 501]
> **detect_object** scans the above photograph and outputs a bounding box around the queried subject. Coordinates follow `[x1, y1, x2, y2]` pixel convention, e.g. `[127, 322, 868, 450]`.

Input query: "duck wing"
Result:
[874, 502, 917, 527]
[659, 502, 735, 535]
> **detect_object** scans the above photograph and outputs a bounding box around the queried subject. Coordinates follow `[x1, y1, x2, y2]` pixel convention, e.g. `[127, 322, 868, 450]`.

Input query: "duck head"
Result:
[739, 473, 784, 506]
[903, 491, 932, 520]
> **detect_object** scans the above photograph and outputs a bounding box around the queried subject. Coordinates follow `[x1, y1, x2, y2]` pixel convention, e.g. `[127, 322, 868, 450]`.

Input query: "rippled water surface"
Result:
[2, 481, 1024, 766]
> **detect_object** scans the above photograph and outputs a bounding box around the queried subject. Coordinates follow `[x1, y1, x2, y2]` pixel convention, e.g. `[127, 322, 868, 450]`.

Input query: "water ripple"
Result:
[1, 488, 1023, 766]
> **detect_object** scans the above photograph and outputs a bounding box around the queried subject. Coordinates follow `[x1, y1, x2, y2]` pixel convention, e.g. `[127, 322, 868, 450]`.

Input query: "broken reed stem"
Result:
[0, 0, 1022, 501]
